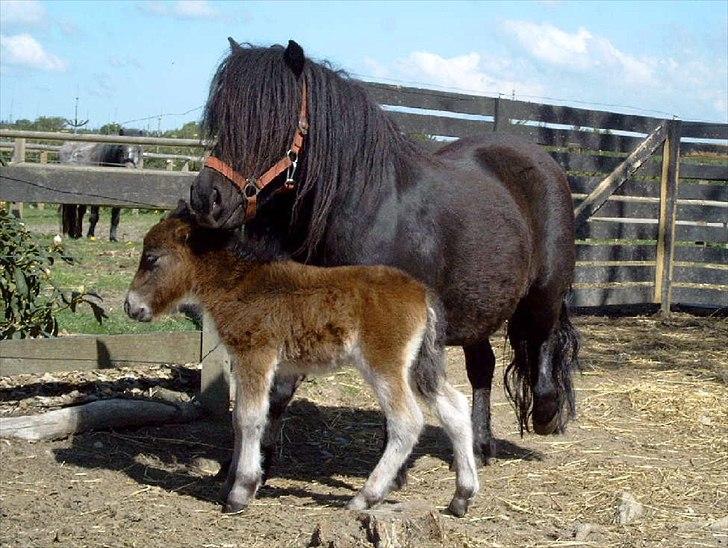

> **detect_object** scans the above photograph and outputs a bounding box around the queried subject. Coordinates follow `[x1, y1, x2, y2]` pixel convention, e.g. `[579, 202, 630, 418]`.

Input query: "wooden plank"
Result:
[671, 286, 728, 308]
[673, 265, 728, 286]
[199, 312, 230, 418]
[363, 81, 496, 116]
[681, 121, 728, 140]
[681, 141, 728, 156]
[677, 181, 728, 201]
[0, 163, 194, 208]
[579, 218, 660, 240]
[388, 111, 494, 138]
[575, 265, 655, 284]
[674, 245, 728, 263]
[676, 202, 728, 224]
[572, 197, 659, 219]
[498, 98, 665, 134]
[0, 332, 201, 376]
[571, 175, 727, 201]
[0, 128, 204, 147]
[654, 120, 682, 311]
[509, 125, 645, 152]
[571, 285, 655, 307]
[680, 162, 728, 181]
[573, 122, 667, 232]
[675, 223, 728, 243]
[576, 243, 656, 262]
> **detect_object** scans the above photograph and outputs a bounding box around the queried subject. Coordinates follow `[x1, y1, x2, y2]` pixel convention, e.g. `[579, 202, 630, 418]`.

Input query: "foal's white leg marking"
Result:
[432, 381, 480, 515]
[349, 348, 424, 510]
[224, 359, 276, 513]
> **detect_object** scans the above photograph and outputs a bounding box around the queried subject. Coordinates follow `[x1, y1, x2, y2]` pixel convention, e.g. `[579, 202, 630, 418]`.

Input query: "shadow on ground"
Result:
[52, 398, 542, 508]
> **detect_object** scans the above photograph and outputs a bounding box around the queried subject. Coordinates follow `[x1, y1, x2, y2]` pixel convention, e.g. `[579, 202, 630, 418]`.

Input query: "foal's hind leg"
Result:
[464, 341, 497, 465]
[348, 371, 423, 510]
[430, 381, 479, 516]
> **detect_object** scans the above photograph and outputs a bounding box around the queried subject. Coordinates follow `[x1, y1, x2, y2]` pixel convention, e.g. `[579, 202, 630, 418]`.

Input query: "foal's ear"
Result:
[168, 199, 191, 220]
[173, 222, 192, 244]
[228, 36, 242, 53]
[283, 40, 305, 78]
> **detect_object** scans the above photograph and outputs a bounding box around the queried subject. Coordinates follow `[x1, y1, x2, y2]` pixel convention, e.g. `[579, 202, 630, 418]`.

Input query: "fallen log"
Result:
[0, 397, 202, 441]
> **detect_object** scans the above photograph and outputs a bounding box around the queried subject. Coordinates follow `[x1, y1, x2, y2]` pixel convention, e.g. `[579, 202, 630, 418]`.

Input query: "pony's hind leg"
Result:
[348, 369, 423, 511]
[109, 207, 120, 241]
[87, 206, 99, 238]
[464, 341, 497, 465]
[261, 374, 303, 483]
[221, 351, 276, 514]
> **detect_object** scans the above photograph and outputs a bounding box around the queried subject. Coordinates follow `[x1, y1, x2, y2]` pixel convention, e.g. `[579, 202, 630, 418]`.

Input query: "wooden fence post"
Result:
[654, 119, 682, 313]
[10, 138, 26, 218]
[199, 312, 230, 417]
[37, 152, 48, 209]
[493, 95, 509, 132]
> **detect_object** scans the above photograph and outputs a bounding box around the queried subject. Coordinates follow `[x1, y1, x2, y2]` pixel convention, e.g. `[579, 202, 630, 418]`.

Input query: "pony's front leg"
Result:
[221, 351, 277, 514]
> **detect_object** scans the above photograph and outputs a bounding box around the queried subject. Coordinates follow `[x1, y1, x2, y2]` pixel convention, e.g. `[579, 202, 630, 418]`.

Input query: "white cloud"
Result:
[139, 0, 219, 19]
[0, 33, 67, 71]
[0, 0, 46, 26]
[505, 20, 655, 85]
[366, 51, 544, 98]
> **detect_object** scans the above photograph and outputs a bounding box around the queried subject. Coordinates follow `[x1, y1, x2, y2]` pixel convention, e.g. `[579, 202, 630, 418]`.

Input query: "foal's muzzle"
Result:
[124, 292, 152, 322]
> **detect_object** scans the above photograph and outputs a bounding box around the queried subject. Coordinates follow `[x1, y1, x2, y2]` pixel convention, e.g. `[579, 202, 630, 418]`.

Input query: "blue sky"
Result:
[1, 0, 726, 130]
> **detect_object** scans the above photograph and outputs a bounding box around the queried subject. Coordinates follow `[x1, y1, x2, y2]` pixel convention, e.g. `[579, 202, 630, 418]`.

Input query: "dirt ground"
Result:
[1, 314, 726, 547]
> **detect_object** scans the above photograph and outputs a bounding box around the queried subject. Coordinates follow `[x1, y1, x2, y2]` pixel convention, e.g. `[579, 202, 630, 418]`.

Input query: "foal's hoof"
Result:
[447, 496, 472, 518]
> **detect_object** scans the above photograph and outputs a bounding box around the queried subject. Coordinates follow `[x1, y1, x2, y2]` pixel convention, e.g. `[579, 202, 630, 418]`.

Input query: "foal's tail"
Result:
[409, 296, 446, 399]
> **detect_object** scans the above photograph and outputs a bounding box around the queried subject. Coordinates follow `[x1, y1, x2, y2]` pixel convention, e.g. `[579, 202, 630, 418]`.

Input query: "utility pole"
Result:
[64, 95, 88, 133]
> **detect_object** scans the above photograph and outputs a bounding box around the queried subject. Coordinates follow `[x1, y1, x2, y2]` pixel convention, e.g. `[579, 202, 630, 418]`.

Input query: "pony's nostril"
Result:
[212, 187, 221, 207]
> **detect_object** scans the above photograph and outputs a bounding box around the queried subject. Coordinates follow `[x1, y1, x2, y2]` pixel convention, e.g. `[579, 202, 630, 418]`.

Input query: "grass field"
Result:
[20, 206, 197, 335]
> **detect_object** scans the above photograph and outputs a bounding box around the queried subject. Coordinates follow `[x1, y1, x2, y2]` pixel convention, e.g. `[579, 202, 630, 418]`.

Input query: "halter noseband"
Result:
[204, 80, 309, 221]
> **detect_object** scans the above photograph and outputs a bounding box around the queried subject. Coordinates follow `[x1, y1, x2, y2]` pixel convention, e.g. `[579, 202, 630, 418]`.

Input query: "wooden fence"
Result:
[1, 82, 726, 414]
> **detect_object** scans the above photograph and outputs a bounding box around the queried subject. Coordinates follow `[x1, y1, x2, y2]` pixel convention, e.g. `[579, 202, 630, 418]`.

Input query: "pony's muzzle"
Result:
[190, 182, 226, 228]
[124, 292, 152, 322]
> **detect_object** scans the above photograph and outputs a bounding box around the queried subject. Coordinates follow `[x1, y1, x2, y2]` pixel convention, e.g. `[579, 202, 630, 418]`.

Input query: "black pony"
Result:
[190, 40, 579, 469]
[59, 129, 142, 241]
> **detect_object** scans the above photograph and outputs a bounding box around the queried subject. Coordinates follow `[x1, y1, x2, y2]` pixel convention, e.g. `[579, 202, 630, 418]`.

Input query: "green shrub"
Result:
[1, 208, 106, 339]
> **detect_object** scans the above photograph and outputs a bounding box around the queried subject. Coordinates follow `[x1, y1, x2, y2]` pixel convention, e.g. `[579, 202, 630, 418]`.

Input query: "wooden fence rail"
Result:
[1, 82, 726, 414]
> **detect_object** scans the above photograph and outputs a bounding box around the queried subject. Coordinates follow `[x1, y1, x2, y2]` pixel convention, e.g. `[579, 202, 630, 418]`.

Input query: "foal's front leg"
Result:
[221, 352, 276, 514]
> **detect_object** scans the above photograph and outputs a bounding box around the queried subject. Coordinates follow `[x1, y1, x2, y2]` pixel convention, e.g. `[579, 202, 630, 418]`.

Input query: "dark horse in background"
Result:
[190, 40, 579, 471]
[59, 129, 143, 241]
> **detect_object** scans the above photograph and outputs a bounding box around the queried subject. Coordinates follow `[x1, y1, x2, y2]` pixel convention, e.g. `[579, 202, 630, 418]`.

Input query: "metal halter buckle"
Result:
[243, 180, 260, 198]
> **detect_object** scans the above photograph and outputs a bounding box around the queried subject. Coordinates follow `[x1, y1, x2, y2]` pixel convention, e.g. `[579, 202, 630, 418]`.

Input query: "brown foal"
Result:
[125, 208, 478, 516]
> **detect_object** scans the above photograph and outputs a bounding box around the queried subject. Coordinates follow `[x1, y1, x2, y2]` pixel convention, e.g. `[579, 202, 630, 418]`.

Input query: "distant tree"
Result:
[99, 122, 122, 135]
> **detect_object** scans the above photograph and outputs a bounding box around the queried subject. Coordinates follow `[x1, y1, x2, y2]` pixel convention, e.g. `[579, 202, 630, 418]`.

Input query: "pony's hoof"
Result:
[533, 396, 560, 435]
[393, 468, 408, 491]
[222, 500, 247, 514]
[473, 439, 496, 466]
[447, 497, 471, 517]
[532, 412, 559, 436]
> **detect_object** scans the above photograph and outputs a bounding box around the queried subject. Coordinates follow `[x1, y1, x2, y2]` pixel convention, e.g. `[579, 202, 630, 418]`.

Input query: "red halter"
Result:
[204, 80, 309, 221]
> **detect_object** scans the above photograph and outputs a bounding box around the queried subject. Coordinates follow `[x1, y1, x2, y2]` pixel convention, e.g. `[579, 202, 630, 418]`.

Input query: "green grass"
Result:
[20, 207, 197, 336]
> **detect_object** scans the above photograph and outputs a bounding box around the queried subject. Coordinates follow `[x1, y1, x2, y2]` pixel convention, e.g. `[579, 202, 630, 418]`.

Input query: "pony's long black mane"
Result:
[201, 43, 428, 256]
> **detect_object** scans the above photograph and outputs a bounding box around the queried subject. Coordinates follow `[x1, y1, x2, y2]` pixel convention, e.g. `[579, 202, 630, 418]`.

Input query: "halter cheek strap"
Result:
[204, 80, 309, 222]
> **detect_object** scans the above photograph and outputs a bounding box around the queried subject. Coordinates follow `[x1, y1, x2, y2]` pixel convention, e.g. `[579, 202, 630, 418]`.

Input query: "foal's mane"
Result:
[201, 42, 428, 256]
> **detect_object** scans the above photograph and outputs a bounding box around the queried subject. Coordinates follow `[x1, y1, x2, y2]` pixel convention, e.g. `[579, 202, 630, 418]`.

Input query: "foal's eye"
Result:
[144, 254, 159, 268]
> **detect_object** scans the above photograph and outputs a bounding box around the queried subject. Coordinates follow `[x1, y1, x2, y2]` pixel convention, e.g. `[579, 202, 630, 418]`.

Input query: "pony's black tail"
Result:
[410, 296, 445, 400]
[505, 298, 580, 435]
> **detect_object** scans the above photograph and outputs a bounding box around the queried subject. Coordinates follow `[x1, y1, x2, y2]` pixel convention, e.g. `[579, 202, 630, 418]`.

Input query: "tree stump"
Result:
[309, 501, 446, 548]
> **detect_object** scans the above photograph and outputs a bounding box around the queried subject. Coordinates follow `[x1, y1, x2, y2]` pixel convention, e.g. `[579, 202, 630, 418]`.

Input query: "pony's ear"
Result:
[168, 199, 191, 220]
[283, 40, 305, 78]
[228, 36, 242, 53]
